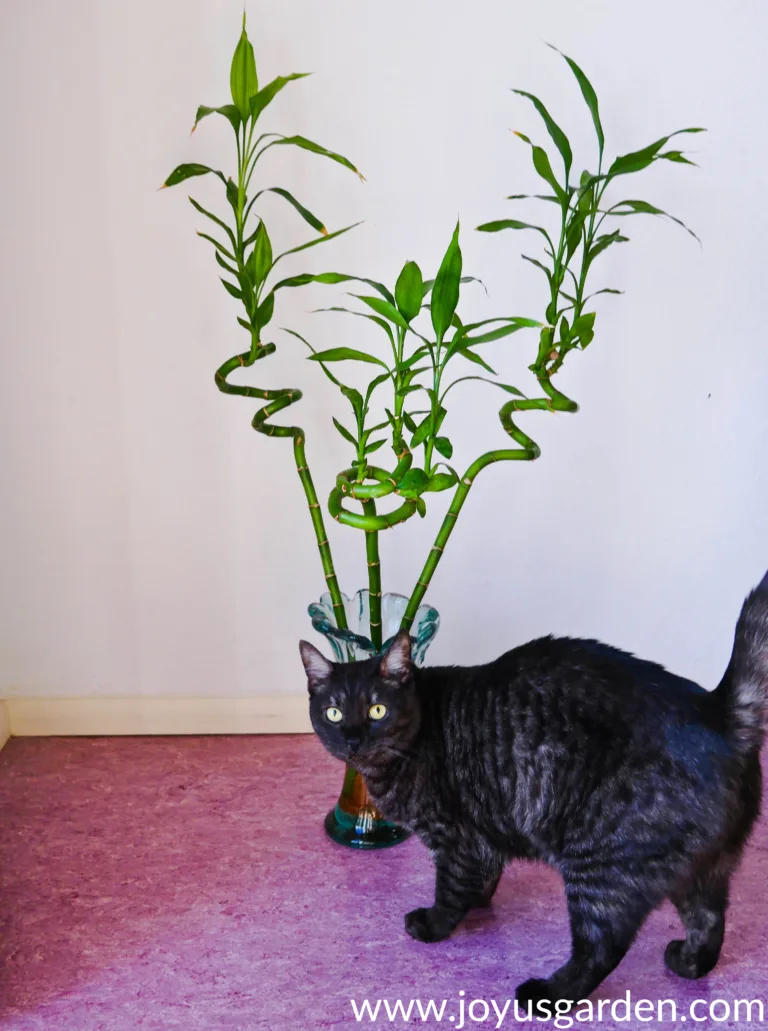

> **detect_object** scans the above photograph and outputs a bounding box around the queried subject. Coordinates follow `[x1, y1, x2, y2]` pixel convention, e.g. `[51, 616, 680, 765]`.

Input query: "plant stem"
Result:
[363, 500, 382, 650]
[400, 377, 577, 631]
[214, 346, 348, 631]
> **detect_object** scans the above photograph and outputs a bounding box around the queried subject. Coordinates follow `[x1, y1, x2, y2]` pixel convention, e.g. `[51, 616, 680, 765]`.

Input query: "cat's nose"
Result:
[345, 733, 362, 754]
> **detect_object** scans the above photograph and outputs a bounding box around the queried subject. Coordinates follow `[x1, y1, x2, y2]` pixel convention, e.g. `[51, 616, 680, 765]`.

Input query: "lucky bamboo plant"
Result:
[163, 16, 701, 842]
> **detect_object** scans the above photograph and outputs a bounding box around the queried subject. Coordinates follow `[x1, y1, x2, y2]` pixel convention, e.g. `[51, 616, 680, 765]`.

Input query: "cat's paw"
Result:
[664, 940, 712, 980]
[404, 907, 452, 943]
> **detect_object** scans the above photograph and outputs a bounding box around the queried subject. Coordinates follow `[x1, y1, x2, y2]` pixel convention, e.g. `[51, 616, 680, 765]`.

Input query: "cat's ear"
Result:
[379, 630, 413, 683]
[299, 640, 333, 695]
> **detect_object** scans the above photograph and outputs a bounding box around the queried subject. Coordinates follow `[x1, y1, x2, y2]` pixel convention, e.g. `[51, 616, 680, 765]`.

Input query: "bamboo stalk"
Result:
[215, 346, 348, 631]
[362, 500, 382, 651]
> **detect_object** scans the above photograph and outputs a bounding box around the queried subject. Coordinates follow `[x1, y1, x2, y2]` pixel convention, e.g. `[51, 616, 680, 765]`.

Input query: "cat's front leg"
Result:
[405, 846, 489, 943]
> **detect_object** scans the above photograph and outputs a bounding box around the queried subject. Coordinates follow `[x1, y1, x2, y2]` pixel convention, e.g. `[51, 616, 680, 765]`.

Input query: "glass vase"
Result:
[308, 589, 440, 848]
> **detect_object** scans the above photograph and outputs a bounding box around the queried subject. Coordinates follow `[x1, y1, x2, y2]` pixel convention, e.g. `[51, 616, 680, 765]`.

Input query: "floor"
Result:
[0, 737, 766, 1031]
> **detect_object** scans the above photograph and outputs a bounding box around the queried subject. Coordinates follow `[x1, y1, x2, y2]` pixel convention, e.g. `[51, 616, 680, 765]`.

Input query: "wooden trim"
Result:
[0, 701, 10, 750]
[3, 696, 312, 738]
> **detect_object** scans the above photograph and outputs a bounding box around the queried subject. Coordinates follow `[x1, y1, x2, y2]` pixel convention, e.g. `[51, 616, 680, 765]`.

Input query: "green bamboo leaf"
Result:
[585, 287, 623, 300]
[425, 471, 458, 492]
[271, 272, 394, 304]
[548, 46, 604, 158]
[588, 230, 629, 265]
[521, 254, 552, 283]
[607, 199, 700, 242]
[162, 163, 225, 189]
[402, 411, 417, 434]
[308, 347, 389, 369]
[511, 133, 567, 201]
[250, 73, 310, 122]
[248, 222, 273, 286]
[198, 232, 236, 260]
[188, 197, 236, 248]
[454, 347, 496, 374]
[434, 436, 453, 459]
[395, 261, 424, 322]
[399, 467, 429, 491]
[230, 13, 258, 121]
[608, 129, 704, 177]
[571, 312, 596, 340]
[215, 249, 238, 277]
[507, 193, 560, 203]
[332, 417, 357, 446]
[273, 222, 362, 265]
[251, 187, 326, 234]
[265, 135, 363, 179]
[225, 177, 239, 214]
[254, 291, 274, 330]
[220, 278, 242, 300]
[313, 306, 396, 351]
[352, 294, 410, 330]
[658, 150, 697, 165]
[192, 105, 241, 134]
[512, 90, 573, 177]
[341, 386, 364, 418]
[476, 219, 554, 254]
[409, 416, 434, 448]
[421, 275, 485, 297]
[364, 439, 387, 455]
[365, 371, 392, 405]
[431, 223, 462, 342]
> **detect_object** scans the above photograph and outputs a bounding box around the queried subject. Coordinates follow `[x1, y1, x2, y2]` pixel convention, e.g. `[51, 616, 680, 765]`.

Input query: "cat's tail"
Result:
[716, 569, 768, 754]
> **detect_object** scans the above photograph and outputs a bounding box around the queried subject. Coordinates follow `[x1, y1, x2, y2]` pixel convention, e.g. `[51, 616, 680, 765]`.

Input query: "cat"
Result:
[299, 571, 768, 1007]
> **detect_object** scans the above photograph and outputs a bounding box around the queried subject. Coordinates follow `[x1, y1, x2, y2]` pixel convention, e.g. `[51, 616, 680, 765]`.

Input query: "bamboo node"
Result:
[417, 580, 430, 588]
[308, 502, 320, 509]
[446, 511, 457, 519]
[367, 561, 380, 567]
[431, 545, 444, 553]
[296, 435, 303, 446]
[297, 466, 309, 473]
[317, 539, 328, 547]
[463, 477, 471, 485]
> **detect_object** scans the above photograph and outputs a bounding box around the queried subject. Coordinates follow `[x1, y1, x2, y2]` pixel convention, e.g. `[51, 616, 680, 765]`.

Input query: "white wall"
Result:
[1, 0, 766, 700]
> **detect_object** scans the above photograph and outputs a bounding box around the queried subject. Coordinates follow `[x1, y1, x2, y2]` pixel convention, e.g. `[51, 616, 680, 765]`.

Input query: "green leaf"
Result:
[220, 278, 242, 300]
[248, 222, 273, 286]
[395, 261, 423, 322]
[506, 193, 560, 203]
[253, 187, 326, 234]
[162, 163, 225, 189]
[658, 150, 697, 165]
[266, 135, 362, 178]
[608, 199, 700, 242]
[549, 46, 604, 158]
[402, 411, 417, 434]
[521, 254, 552, 283]
[332, 417, 357, 446]
[588, 230, 629, 265]
[255, 291, 274, 330]
[415, 498, 427, 517]
[476, 219, 553, 251]
[308, 347, 388, 368]
[250, 73, 309, 122]
[365, 371, 392, 405]
[511, 133, 567, 201]
[608, 129, 704, 177]
[271, 272, 394, 305]
[364, 439, 386, 455]
[341, 386, 364, 418]
[230, 13, 258, 121]
[442, 376, 525, 402]
[425, 471, 458, 492]
[273, 222, 362, 265]
[198, 232, 235, 260]
[352, 294, 410, 330]
[215, 249, 238, 277]
[431, 223, 462, 342]
[192, 105, 241, 134]
[398, 468, 429, 491]
[188, 197, 236, 248]
[225, 177, 239, 214]
[512, 90, 572, 177]
[454, 347, 497, 374]
[434, 436, 453, 459]
[571, 311, 596, 339]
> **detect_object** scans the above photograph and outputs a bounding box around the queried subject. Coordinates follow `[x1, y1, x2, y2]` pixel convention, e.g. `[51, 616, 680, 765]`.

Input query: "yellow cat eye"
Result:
[326, 707, 343, 723]
[368, 703, 387, 721]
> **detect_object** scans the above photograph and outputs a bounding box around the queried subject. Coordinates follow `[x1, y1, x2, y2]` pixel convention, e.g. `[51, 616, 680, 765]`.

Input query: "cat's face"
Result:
[299, 632, 421, 767]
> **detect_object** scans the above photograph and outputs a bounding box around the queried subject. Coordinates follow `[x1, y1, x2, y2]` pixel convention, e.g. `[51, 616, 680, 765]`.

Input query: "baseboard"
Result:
[2, 696, 312, 738]
[0, 701, 10, 750]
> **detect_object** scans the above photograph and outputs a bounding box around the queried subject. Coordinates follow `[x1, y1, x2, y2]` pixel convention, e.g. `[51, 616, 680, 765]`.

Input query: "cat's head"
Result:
[299, 631, 421, 766]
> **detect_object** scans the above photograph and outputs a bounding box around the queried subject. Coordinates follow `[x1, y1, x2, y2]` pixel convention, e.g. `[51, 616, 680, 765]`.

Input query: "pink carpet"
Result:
[0, 736, 766, 1030]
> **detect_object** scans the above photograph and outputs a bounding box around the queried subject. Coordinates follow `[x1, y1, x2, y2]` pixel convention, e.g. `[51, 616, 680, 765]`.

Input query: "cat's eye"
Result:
[326, 707, 343, 723]
[368, 703, 387, 721]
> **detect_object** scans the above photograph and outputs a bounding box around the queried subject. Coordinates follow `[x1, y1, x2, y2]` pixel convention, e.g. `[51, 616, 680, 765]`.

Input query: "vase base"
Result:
[324, 805, 410, 849]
